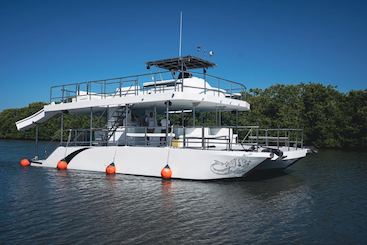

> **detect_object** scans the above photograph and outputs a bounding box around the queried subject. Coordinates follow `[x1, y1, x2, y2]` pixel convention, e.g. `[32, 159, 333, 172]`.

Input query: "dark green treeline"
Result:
[0, 83, 366, 149]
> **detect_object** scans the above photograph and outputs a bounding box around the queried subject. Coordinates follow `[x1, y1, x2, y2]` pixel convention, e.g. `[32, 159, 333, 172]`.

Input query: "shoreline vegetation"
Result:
[0, 83, 366, 149]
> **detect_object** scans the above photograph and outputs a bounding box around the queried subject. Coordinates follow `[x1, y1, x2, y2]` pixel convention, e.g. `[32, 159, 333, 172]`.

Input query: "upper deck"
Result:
[16, 56, 250, 130]
[48, 71, 249, 112]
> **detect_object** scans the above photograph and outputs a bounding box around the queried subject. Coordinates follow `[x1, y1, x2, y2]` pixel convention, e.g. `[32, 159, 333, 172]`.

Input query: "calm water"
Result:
[0, 139, 366, 244]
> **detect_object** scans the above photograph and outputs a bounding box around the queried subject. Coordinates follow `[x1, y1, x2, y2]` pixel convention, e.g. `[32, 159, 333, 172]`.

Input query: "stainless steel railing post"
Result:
[103, 80, 106, 99]
[88, 82, 92, 100]
[125, 126, 128, 146]
[61, 85, 65, 102]
[202, 126, 205, 149]
[217, 78, 220, 96]
[204, 76, 207, 94]
[145, 127, 147, 146]
[228, 127, 231, 150]
[49, 87, 52, 103]
[89, 107, 93, 146]
[119, 80, 122, 97]
[295, 130, 298, 150]
[183, 127, 186, 148]
[135, 78, 138, 96]
[154, 75, 157, 94]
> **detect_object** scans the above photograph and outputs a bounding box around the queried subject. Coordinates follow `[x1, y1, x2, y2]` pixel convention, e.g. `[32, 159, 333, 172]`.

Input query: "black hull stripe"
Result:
[63, 148, 89, 163]
[30, 160, 43, 165]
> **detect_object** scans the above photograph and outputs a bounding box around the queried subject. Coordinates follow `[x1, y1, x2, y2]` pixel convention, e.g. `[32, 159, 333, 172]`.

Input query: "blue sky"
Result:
[0, 0, 366, 110]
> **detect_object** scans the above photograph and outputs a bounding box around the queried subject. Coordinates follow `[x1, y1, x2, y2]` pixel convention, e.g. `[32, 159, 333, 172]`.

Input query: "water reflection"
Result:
[161, 180, 173, 209]
[0, 159, 313, 245]
[1, 144, 367, 244]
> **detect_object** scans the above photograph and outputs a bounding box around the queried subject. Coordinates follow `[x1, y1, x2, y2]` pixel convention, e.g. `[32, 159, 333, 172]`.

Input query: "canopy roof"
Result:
[146, 55, 216, 71]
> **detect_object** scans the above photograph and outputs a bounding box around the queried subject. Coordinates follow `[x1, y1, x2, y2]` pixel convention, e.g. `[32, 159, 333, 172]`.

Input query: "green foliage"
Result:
[0, 102, 103, 141]
[0, 102, 50, 140]
[239, 83, 366, 149]
[0, 83, 366, 149]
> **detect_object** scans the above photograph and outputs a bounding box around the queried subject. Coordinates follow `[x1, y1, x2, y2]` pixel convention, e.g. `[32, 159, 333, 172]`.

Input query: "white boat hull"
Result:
[254, 148, 307, 171]
[33, 146, 272, 180]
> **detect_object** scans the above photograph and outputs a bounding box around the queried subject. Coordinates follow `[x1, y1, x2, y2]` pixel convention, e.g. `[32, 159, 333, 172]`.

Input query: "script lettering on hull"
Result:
[210, 157, 252, 176]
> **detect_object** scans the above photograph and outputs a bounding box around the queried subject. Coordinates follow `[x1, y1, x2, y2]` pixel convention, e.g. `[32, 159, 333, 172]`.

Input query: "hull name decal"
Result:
[210, 157, 252, 175]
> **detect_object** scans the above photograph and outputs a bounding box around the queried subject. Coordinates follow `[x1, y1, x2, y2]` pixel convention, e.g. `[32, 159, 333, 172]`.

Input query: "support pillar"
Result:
[192, 102, 200, 127]
[154, 106, 157, 127]
[235, 110, 239, 142]
[90, 107, 93, 146]
[60, 112, 64, 144]
[218, 109, 222, 127]
[35, 124, 39, 159]
[125, 104, 129, 146]
[193, 106, 196, 127]
[165, 101, 170, 146]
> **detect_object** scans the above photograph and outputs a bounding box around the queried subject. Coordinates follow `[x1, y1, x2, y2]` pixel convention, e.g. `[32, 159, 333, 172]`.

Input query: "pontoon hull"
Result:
[33, 146, 271, 180]
[254, 148, 307, 171]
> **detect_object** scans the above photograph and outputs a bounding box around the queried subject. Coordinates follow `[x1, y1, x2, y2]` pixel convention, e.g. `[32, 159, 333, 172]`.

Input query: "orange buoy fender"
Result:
[57, 160, 68, 170]
[20, 158, 30, 167]
[106, 162, 116, 175]
[161, 164, 172, 179]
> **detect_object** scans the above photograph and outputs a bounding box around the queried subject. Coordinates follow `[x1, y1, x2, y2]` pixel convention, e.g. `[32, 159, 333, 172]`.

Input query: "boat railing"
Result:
[49, 71, 246, 103]
[241, 127, 304, 150]
[190, 72, 246, 99]
[60, 126, 303, 151]
[61, 126, 175, 147]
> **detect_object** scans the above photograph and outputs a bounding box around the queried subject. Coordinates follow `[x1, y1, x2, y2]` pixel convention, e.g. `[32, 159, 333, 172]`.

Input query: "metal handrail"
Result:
[60, 125, 304, 151]
[51, 71, 170, 88]
[241, 128, 304, 150]
[49, 71, 247, 103]
[191, 72, 246, 89]
[50, 71, 171, 102]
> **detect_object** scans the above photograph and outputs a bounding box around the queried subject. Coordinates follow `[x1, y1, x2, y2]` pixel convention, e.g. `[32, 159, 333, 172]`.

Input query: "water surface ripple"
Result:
[0, 140, 366, 244]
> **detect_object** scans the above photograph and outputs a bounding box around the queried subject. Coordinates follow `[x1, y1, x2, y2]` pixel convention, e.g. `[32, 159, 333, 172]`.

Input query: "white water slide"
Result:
[15, 109, 58, 131]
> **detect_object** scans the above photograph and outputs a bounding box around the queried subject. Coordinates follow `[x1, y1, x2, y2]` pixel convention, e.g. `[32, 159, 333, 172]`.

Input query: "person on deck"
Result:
[160, 118, 171, 133]
[145, 112, 156, 133]
[160, 117, 171, 145]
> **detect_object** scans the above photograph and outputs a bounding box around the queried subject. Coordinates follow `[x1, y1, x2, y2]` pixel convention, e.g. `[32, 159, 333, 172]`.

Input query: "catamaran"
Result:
[16, 55, 307, 179]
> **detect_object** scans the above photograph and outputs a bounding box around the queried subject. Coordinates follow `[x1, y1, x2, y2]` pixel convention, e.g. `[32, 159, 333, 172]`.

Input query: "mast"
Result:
[179, 11, 184, 91]
[179, 11, 183, 57]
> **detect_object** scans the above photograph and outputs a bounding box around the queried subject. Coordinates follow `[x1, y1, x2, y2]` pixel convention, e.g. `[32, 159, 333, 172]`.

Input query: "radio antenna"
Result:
[179, 11, 183, 57]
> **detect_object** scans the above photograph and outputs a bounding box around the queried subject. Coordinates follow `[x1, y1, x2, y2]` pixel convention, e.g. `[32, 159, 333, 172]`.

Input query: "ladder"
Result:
[107, 107, 126, 142]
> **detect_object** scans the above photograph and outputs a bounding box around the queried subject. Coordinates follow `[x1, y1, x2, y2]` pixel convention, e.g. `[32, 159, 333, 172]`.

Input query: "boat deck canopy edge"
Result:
[146, 55, 216, 71]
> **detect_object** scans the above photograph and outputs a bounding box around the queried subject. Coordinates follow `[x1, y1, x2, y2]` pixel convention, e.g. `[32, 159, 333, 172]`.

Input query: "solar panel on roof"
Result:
[146, 55, 216, 71]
